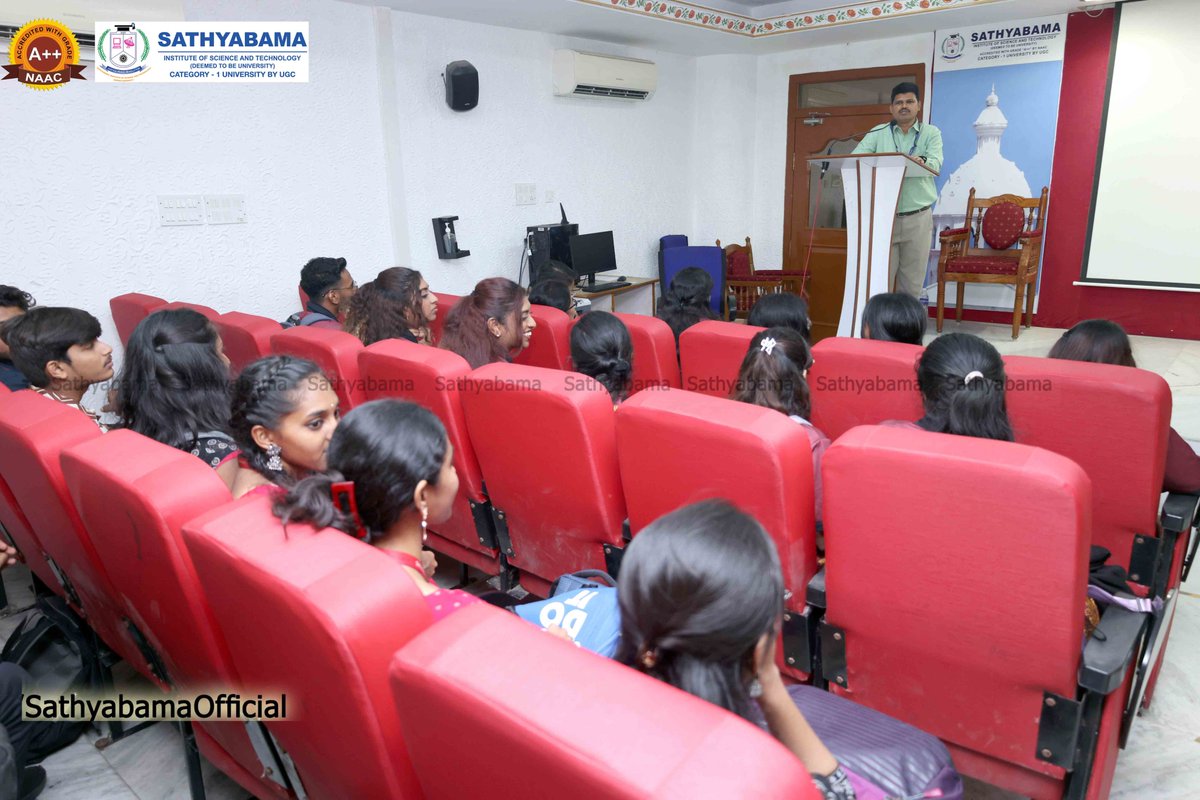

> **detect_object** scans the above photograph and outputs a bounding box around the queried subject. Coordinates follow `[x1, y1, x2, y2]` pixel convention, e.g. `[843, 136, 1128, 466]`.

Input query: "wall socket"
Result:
[158, 195, 205, 226]
[515, 183, 537, 206]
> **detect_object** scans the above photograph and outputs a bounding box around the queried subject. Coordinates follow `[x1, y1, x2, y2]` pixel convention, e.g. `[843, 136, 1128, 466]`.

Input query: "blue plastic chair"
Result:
[661, 246, 726, 316]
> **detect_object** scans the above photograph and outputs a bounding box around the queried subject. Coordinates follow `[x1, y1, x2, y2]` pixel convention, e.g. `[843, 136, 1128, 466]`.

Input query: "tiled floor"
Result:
[3, 320, 1197, 799]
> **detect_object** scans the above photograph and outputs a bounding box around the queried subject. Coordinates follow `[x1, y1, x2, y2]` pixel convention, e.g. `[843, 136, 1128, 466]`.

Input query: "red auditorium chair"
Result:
[429, 291, 460, 345]
[158, 301, 221, 320]
[183, 495, 434, 799]
[462, 363, 626, 595]
[808, 337, 923, 440]
[820, 425, 1146, 800]
[357, 339, 499, 573]
[110, 292, 166, 345]
[678, 319, 763, 397]
[390, 605, 822, 800]
[215, 311, 281, 374]
[616, 388, 820, 680]
[0, 392, 148, 671]
[61, 431, 292, 799]
[513, 304, 571, 371]
[270, 326, 365, 409]
[614, 312, 681, 392]
[0, 383, 60, 591]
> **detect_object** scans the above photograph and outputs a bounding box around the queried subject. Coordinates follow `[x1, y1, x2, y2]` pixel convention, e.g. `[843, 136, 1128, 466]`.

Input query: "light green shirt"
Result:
[852, 120, 943, 213]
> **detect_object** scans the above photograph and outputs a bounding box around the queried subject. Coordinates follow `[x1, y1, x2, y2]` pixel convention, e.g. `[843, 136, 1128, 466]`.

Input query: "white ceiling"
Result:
[359, 0, 1095, 55]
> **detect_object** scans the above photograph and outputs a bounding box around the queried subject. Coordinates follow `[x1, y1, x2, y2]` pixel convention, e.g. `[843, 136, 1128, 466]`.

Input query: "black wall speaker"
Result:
[443, 60, 478, 111]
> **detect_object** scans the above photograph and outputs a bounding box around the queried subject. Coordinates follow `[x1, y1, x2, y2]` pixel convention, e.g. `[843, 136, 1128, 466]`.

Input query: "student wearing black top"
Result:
[0, 286, 35, 391]
[114, 308, 240, 487]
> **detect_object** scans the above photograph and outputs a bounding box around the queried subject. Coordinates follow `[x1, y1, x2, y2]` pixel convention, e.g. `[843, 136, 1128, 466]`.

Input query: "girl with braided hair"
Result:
[343, 267, 438, 346]
[229, 355, 340, 499]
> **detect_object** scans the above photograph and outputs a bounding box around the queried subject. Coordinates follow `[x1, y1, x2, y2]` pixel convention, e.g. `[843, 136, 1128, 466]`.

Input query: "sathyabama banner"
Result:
[927, 15, 1067, 313]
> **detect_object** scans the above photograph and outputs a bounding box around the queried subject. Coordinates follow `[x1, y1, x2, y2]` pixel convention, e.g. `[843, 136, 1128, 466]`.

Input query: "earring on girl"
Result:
[266, 444, 283, 472]
[420, 507, 428, 543]
[748, 677, 763, 698]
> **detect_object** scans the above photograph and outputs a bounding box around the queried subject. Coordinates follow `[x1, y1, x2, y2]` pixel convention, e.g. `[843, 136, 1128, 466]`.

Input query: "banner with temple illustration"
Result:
[927, 15, 1067, 313]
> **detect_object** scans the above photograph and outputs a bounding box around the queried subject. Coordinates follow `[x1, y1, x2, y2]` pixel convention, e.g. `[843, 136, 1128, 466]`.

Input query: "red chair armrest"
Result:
[939, 227, 969, 241]
[1018, 230, 1043, 239]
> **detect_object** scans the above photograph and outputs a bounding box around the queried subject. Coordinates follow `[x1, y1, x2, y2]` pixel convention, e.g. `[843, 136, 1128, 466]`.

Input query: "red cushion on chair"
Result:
[946, 256, 1019, 275]
[981, 203, 1025, 250]
[727, 250, 752, 277]
[938, 226, 969, 240]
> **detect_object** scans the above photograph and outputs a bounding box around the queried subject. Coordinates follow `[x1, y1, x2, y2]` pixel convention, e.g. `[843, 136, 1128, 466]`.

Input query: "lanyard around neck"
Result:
[891, 122, 920, 156]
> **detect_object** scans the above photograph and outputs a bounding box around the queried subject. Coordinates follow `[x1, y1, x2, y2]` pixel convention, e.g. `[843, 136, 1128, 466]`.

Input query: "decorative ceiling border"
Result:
[575, 0, 1000, 38]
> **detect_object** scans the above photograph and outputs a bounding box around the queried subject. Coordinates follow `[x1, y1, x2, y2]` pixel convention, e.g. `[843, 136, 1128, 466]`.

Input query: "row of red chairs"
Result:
[0, 385, 822, 799]
[0, 374, 1168, 799]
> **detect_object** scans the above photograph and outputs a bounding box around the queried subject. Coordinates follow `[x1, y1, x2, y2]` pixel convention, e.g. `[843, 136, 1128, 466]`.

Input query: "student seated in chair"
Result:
[229, 356, 340, 499]
[529, 278, 578, 320]
[570, 311, 633, 406]
[884, 332, 1013, 441]
[114, 308, 240, 487]
[344, 267, 438, 346]
[731, 328, 830, 521]
[440, 278, 536, 369]
[4, 307, 114, 431]
[657, 267, 717, 351]
[616, 500, 961, 800]
[860, 292, 926, 346]
[275, 399, 466, 617]
[1049, 319, 1200, 494]
[747, 293, 811, 342]
[0, 286, 36, 391]
[287, 256, 356, 330]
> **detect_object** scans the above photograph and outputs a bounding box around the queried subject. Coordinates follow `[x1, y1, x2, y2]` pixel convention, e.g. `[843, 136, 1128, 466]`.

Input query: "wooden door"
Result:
[782, 66, 925, 342]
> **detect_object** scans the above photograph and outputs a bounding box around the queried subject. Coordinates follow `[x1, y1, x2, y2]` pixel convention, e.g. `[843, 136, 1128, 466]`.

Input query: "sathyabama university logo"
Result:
[97, 23, 152, 80]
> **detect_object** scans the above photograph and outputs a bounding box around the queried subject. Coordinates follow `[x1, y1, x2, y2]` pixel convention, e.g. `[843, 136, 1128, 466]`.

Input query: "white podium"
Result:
[807, 153, 938, 337]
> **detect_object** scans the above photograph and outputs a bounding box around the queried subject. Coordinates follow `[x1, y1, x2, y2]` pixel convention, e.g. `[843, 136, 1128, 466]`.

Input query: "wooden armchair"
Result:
[717, 237, 808, 320]
[936, 187, 1049, 339]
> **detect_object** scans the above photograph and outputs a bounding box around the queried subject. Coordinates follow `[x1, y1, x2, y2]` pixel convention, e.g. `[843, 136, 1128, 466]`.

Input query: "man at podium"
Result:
[852, 82, 943, 299]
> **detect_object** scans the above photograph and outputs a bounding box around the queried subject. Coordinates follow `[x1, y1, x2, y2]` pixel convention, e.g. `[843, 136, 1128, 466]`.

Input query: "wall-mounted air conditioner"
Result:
[0, 0, 183, 47]
[553, 49, 657, 101]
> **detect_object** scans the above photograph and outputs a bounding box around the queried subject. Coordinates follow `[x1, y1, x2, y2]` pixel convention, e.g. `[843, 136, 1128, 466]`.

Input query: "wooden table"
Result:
[575, 275, 658, 316]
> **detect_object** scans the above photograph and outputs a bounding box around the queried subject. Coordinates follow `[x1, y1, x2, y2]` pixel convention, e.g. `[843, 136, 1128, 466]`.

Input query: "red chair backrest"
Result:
[462, 363, 625, 594]
[60, 431, 286, 798]
[614, 312, 681, 391]
[616, 387, 817, 593]
[1004, 355, 1170, 575]
[183, 495, 431, 799]
[270, 326, 365, 409]
[158, 301, 221, 320]
[0, 387, 58, 587]
[0, 392, 145, 668]
[357, 340, 496, 570]
[513, 304, 571, 371]
[678, 320, 763, 397]
[823, 425, 1089, 793]
[390, 606, 821, 800]
[215, 312, 281, 375]
[110, 293, 166, 345]
[808, 337, 924, 440]
[429, 292, 460, 346]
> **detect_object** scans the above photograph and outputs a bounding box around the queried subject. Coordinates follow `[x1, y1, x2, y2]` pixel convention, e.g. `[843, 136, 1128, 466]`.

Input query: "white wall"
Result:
[387, 11, 698, 294]
[750, 34, 934, 268]
[690, 54, 759, 249]
[0, 0, 394, 351]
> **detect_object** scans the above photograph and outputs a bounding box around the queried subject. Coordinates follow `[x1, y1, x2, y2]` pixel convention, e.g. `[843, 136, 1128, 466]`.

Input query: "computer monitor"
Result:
[569, 231, 617, 288]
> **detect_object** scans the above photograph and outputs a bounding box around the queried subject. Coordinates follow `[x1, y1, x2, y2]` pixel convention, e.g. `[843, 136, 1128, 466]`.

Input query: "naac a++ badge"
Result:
[4, 19, 86, 90]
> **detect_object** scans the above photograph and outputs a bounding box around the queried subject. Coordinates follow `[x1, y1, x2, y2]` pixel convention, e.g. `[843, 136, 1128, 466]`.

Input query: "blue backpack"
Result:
[513, 570, 621, 657]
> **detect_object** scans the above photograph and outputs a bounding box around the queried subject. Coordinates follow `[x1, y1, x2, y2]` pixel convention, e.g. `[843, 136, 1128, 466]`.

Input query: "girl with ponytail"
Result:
[229, 356, 339, 499]
[731, 327, 831, 521]
[569, 311, 634, 405]
[343, 267, 438, 346]
[439, 278, 535, 369]
[656, 267, 717, 351]
[616, 500, 960, 800]
[888, 332, 1013, 441]
[273, 399, 476, 619]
